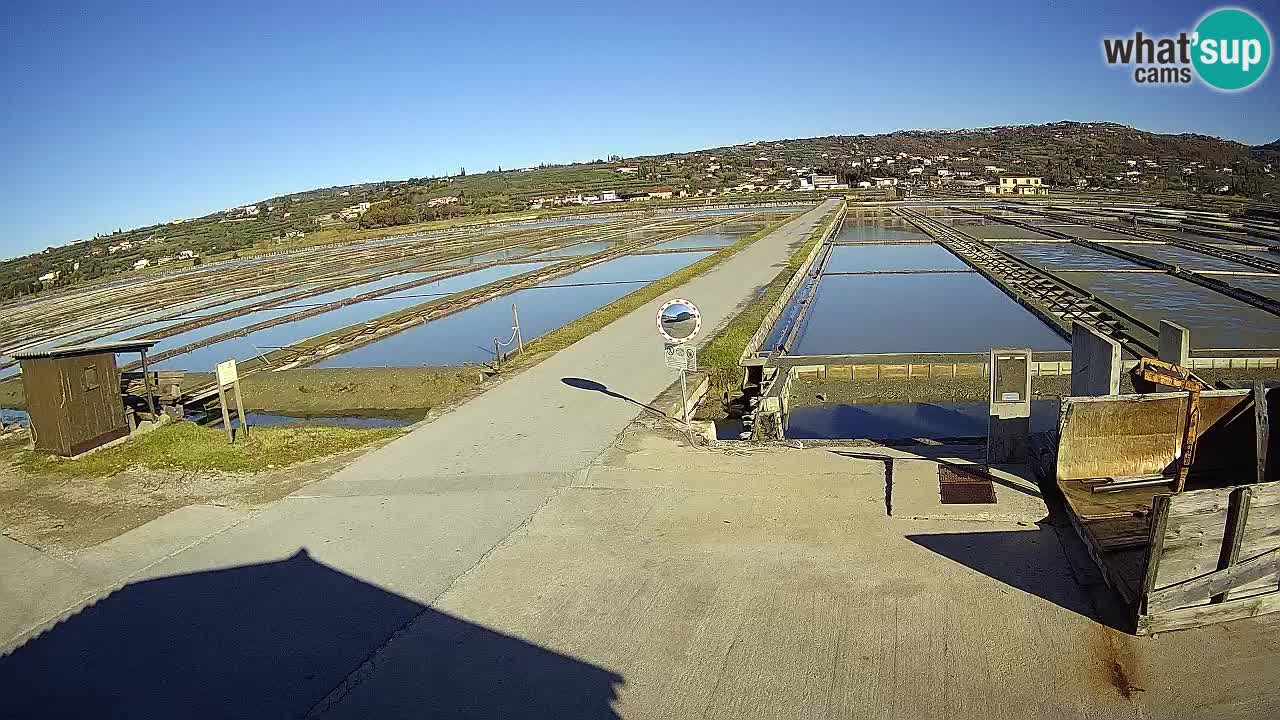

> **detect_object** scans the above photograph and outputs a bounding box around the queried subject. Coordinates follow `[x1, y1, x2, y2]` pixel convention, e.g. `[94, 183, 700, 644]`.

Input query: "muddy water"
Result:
[1154, 229, 1260, 247]
[649, 227, 751, 250]
[951, 223, 1061, 241]
[1065, 271, 1280, 350]
[525, 241, 623, 259]
[994, 242, 1143, 272]
[791, 273, 1069, 355]
[1109, 243, 1268, 272]
[824, 243, 969, 273]
[1231, 276, 1280, 302]
[1045, 225, 1143, 241]
[833, 226, 930, 244]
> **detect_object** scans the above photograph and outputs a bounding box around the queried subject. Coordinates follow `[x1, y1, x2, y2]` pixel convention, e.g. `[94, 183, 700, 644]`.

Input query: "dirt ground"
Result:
[0, 439, 381, 558]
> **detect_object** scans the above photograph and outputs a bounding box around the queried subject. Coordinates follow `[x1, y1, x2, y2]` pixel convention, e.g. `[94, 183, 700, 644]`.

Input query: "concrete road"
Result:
[321, 433, 1275, 720]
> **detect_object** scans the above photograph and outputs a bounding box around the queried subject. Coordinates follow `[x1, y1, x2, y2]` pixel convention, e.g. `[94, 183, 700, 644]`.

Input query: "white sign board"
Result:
[215, 358, 239, 388]
[664, 343, 697, 372]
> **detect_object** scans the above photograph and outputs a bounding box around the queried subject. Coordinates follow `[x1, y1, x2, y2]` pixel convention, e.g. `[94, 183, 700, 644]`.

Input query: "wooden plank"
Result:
[1082, 515, 1151, 551]
[217, 384, 233, 444]
[1139, 494, 1172, 615]
[1240, 480, 1280, 596]
[1150, 545, 1279, 613]
[1058, 478, 1160, 521]
[1214, 486, 1252, 603]
[1063, 499, 1143, 604]
[1108, 547, 1149, 604]
[1142, 583, 1280, 634]
[232, 379, 248, 440]
[1155, 481, 1280, 594]
[1257, 382, 1270, 485]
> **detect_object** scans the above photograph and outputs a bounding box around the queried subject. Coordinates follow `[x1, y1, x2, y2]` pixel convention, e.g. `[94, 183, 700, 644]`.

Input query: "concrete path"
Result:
[0, 200, 838, 718]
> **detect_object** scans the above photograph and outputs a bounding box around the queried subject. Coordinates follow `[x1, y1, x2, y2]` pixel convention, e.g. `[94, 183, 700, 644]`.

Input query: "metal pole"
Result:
[494, 338, 502, 372]
[679, 368, 690, 427]
[513, 303, 523, 354]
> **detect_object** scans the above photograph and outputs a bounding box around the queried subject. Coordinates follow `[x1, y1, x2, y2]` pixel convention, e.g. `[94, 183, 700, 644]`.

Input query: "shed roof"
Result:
[13, 340, 160, 361]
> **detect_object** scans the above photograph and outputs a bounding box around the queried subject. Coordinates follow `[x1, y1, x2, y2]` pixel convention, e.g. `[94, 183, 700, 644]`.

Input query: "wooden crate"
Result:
[1055, 387, 1280, 633]
[1138, 482, 1280, 633]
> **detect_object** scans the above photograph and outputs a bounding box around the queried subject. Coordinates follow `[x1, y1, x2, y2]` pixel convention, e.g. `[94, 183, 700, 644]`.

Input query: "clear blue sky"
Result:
[2, 0, 1277, 257]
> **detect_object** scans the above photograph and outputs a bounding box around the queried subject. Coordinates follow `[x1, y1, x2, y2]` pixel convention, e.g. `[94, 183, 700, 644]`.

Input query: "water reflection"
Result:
[834, 227, 930, 243]
[787, 400, 1059, 440]
[156, 263, 552, 371]
[649, 229, 749, 250]
[315, 252, 712, 367]
[525, 241, 620, 259]
[792, 273, 1068, 355]
[824, 243, 969, 273]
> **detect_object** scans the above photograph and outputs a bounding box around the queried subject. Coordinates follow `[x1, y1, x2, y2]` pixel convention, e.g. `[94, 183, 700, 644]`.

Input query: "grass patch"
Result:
[523, 215, 796, 355]
[698, 206, 841, 390]
[13, 421, 403, 477]
[235, 366, 485, 414]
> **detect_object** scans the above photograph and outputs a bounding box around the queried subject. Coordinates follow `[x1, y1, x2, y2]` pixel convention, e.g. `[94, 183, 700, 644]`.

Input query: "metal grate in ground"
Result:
[938, 464, 997, 504]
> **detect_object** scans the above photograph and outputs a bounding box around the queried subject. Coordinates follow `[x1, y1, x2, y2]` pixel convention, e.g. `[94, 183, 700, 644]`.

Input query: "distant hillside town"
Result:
[3, 121, 1276, 302]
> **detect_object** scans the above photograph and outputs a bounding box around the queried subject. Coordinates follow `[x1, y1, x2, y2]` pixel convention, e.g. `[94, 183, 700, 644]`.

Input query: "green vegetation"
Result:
[523, 216, 793, 355]
[14, 421, 402, 477]
[698, 208, 840, 390]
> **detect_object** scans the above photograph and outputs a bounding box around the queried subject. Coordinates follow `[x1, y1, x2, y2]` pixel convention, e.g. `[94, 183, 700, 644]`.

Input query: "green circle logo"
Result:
[1193, 8, 1271, 90]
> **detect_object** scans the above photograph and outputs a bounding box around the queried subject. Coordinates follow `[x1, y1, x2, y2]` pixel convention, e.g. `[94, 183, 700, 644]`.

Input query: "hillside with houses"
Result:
[3, 121, 1276, 303]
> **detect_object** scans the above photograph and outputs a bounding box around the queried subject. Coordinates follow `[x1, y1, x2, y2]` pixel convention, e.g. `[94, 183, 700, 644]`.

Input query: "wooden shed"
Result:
[13, 340, 158, 457]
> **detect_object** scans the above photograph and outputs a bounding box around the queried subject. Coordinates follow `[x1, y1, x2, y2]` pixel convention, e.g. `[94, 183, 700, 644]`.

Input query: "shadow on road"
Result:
[561, 377, 668, 418]
[906, 529, 1130, 631]
[0, 549, 623, 719]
